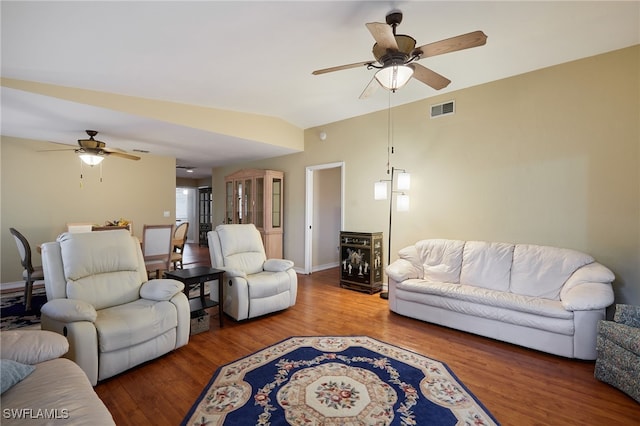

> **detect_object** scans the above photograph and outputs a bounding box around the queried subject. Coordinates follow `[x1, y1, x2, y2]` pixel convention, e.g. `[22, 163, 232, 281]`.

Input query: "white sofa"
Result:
[208, 224, 297, 321]
[1, 330, 114, 425]
[386, 239, 615, 360]
[40, 230, 190, 385]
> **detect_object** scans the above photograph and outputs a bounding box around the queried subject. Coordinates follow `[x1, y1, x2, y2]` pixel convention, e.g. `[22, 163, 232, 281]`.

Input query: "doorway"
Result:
[304, 162, 345, 274]
[175, 187, 197, 243]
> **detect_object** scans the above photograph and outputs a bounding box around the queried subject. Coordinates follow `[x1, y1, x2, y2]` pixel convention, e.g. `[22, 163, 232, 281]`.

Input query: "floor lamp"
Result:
[375, 166, 410, 299]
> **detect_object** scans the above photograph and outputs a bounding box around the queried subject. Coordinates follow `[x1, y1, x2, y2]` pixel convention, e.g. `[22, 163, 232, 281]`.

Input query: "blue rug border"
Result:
[180, 335, 500, 425]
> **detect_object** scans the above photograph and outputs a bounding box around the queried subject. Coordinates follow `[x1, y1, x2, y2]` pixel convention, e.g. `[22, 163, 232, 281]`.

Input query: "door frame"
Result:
[304, 162, 345, 274]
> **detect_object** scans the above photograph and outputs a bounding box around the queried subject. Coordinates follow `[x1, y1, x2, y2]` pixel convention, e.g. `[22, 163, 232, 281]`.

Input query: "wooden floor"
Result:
[95, 244, 639, 425]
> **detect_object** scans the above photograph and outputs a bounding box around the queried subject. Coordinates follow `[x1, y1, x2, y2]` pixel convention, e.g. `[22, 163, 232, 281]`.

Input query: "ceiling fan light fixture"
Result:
[79, 153, 105, 166]
[375, 63, 414, 91]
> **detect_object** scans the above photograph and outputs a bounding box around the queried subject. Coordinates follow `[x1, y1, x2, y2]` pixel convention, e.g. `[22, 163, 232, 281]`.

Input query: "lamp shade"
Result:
[375, 64, 414, 91]
[79, 153, 104, 166]
[374, 181, 388, 200]
[396, 172, 410, 191]
[396, 194, 410, 212]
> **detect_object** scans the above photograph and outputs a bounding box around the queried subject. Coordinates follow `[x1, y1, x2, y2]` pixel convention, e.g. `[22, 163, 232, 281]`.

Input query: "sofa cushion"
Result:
[510, 244, 593, 300]
[95, 299, 178, 352]
[396, 279, 573, 320]
[395, 280, 575, 335]
[415, 239, 465, 283]
[0, 358, 115, 425]
[247, 272, 291, 298]
[460, 241, 514, 291]
[59, 231, 139, 279]
[59, 231, 143, 309]
[216, 225, 266, 275]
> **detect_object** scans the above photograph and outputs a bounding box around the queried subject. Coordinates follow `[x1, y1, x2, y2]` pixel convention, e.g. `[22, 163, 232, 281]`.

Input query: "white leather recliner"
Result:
[40, 230, 190, 385]
[208, 224, 297, 321]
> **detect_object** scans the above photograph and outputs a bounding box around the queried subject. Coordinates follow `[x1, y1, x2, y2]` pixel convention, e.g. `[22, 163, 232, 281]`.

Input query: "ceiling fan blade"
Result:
[359, 77, 380, 99]
[410, 64, 451, 90]
[104, 149, 141, 161]
[414, 30, 487, 59]
[366, 22, 399, 51]
[312, 61, 372, 75]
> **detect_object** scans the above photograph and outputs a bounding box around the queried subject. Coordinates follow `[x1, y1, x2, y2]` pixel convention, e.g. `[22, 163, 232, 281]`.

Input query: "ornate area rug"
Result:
[0, 288, 46, 330]
[182, 336, 499, 426]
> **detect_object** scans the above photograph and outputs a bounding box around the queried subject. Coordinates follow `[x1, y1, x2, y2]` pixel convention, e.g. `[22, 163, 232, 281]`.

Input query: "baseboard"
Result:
[312, 262, 339, 272]
[293, 262, 340, 275]
[1, 281, 26, 292]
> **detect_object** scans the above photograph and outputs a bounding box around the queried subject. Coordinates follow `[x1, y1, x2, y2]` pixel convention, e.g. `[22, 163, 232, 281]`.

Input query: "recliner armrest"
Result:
[41, 299, 97, 323]
[140, 279, 184, 301]
[264, 259, 294, 272]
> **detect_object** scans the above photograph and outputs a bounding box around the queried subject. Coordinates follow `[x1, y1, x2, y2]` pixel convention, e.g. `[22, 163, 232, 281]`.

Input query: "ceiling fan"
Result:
[74, 130, 140, 164]
[312, 10, 487, 98]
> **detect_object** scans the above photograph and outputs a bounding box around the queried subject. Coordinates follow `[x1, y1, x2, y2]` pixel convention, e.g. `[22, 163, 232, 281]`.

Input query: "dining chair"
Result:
[142, 224, 174, 279]
[66, 223, 94, 233]
[9, 227, 45, 311]
[171, 222, 189, 270]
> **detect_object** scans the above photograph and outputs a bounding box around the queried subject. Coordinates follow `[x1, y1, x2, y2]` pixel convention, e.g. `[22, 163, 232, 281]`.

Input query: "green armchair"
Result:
[594, 304, 640, 403]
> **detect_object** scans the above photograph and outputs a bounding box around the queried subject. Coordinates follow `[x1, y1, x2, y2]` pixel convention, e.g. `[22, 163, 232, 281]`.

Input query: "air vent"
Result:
[430, 100, 455, 118]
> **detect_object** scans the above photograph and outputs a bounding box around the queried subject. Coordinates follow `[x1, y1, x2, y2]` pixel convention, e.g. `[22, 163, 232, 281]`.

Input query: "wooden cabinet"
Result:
[339, 231, 383, 294]
[225, 169, 284, 258]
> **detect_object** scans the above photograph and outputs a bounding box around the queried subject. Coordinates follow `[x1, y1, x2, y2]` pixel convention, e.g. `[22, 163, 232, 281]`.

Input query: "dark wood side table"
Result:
[164, 267, 224, 328]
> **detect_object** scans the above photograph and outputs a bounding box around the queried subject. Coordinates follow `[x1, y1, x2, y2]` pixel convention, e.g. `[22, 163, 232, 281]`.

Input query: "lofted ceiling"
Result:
[2, 1, 638, 180]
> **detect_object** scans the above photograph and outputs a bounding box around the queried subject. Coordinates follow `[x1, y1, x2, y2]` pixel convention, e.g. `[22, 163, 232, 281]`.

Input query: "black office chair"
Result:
[9, 227, 45, 311]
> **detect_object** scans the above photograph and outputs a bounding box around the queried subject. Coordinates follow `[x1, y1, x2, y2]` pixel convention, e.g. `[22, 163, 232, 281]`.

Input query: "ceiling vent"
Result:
[430, 100, 455, 118]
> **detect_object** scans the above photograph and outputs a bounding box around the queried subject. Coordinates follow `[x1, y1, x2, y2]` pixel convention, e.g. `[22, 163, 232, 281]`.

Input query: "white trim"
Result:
[304, 162, 345, 275]
[312, 261, 340, 273]
[1, 281, 25, 291]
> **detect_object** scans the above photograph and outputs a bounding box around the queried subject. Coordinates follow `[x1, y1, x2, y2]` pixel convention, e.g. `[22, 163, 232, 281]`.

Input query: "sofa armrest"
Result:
[613, 304, 640, 328]
[561, 262, 614, 298]
[386, 259, 422, 283]
[264, 259, 294, 272]
[0, 330, 69, 365]
[561, 282, 614, 311]
[140, 279, 184, 301]
[560, 262, 615, 311]
[40, 299, 97, 323]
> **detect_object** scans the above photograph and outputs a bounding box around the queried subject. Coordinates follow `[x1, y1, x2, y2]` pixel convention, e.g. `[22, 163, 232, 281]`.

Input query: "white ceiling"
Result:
[2, 1, 638, 179]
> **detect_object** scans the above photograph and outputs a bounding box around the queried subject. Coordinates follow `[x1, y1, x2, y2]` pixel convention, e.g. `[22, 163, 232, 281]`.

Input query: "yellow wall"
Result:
[1, 136, 176, 281]
[212, 46, 640, 305]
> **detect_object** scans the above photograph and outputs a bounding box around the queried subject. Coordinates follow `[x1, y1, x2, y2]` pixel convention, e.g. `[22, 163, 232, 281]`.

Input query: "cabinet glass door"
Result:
[243, 178, 252, 224]
[272, 178, 282, 228]
[255, 178, 264, 228]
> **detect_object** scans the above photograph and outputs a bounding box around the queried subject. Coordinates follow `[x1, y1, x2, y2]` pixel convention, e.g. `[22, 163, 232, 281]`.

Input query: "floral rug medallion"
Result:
[182, 336, 499, 426]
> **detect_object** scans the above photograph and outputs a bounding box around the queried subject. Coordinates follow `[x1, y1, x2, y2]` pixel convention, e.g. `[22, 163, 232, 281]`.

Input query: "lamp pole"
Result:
[380, 167, 396, 300]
